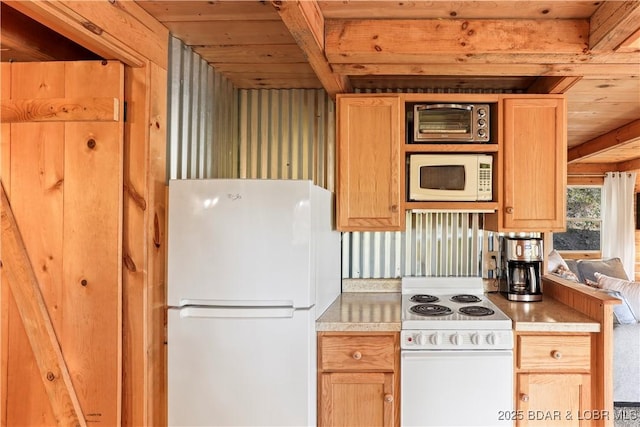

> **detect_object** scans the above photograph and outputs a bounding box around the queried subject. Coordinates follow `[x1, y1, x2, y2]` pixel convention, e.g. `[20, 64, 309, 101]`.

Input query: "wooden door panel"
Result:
[6, 62, 66, 427]
[62, 121, 122, 421]
[6, 123, 65, 425]
[1, 61, 124, 426]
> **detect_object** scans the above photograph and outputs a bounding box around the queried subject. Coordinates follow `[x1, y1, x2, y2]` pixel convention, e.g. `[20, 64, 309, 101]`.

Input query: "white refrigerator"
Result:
[167, 179, 340, 427]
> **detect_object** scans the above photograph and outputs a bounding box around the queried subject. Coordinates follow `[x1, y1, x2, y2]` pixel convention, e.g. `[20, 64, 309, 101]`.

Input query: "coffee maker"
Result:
[498, 237, 543, 302]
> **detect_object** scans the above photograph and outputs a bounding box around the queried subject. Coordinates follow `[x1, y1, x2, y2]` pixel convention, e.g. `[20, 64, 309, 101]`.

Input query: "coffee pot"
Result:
[498, 237, 543, 302]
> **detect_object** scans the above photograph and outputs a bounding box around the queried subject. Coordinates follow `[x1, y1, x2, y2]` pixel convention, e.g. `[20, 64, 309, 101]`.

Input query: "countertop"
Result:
[317, 279, 600, 333]
[487, 292, 600, 333]
[316, 292, 401, 332]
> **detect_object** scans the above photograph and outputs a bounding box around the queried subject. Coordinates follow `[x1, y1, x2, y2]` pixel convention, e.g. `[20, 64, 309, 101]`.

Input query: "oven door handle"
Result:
[401, 350, 513, 361]
[402, 351, 460, 362]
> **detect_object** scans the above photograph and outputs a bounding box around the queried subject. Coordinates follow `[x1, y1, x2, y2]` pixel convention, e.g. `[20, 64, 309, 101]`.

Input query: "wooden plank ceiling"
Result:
[2, 1, 639, 170]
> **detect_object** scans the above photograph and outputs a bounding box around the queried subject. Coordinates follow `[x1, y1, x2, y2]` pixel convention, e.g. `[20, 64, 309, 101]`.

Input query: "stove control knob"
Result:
[487, 332, 499, 346]
[430, 333, 442, 345]
[451, 333, 463, 346]
[416, 333, 428, 346]
[471, 333, 481, 345]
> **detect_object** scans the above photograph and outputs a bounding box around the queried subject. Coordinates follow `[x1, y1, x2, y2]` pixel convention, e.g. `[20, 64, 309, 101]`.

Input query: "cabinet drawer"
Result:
[320, 334, 395, 371]
[517, 335, 590, 371]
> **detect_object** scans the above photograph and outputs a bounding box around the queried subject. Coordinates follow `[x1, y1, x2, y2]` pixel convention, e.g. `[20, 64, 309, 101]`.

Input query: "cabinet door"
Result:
[319, 372, 395, 427]
[516, 373, 591, 427]
[336, 95, 402, 231]
[502, 98, 567, 231]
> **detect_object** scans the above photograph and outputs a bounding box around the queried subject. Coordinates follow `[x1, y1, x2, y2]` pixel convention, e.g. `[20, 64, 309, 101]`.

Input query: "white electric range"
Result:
[400, 276, 514, 427]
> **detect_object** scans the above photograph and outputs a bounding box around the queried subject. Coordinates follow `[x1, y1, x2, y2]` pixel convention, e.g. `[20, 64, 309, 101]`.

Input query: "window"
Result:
[553, 186, 602, 252]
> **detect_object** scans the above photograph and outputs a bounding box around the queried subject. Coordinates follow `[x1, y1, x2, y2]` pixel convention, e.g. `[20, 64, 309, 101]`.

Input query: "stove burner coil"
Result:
[410, 294, 439, 303]
[459, 306, 495, 317]
[410, 303, 453, 317]
[450, 294, 482, 304]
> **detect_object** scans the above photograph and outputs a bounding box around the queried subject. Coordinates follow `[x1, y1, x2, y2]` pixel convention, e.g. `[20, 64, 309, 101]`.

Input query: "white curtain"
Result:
[602, 171, 637, 279]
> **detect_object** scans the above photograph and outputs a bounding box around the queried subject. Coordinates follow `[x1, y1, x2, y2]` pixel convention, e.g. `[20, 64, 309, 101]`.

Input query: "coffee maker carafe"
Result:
[499, 237, 543, 302]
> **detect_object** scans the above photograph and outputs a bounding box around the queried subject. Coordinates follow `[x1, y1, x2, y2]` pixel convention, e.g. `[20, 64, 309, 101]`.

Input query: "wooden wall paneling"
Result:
[146, 61, 168, 427]
[122, 63, 148, 427]
[62, 61, 124, 426]
[6, 61, 66, 426]
[1, 186, 85, 427]
[121, 60, 168, 427]
[0, 61, 10, 427]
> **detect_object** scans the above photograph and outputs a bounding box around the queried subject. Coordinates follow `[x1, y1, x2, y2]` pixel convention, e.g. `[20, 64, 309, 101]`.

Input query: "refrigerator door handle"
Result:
[179, 306, 295, 319]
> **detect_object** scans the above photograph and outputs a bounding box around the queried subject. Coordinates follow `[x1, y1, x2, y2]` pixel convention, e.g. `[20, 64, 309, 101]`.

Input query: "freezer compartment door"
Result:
[168, 306, 316, 426]
[168, 179, 338, 309]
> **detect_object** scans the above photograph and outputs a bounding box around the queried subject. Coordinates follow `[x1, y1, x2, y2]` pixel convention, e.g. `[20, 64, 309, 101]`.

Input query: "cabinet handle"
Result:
[551, 350, 562, 359]
[352, 351, 362, 360]
[505, 207, 514, 214]
[390, 205, 398, 213]
[520, 394, 530, 402]
[384, 394, 394, 403]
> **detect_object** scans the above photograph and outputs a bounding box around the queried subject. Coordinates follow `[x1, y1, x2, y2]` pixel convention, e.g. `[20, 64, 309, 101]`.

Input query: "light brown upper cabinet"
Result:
[336, 95, 403, 231]
[487, 97, 567, 232]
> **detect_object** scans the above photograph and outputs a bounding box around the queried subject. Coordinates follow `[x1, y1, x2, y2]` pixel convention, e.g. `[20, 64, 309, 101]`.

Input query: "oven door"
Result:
[401, 350, 513, 426]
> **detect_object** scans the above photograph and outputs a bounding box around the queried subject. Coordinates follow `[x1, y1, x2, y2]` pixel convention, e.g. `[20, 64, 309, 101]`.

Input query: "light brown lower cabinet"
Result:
[318, 332, 400, 427]
[515, 333, 594, 427]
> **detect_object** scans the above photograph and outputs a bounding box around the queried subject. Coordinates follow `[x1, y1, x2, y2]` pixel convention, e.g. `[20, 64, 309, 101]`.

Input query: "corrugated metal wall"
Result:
[343, 212, 483, 278]
[167, 36, 237, 179]
[237, 89, 335, 191]
[167, 39, 488, 278]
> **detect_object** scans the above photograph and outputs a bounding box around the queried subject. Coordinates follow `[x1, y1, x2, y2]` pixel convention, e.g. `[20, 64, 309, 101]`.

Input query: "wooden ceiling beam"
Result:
[331, 63, 640, 77]
[568, 119, 640, 163]
[567, 163, 611, 176]
[619, 157, 640, 172]
[271, 0, 351, 98]
[590, 1, 640, 51]
[325, 19, 590, 63]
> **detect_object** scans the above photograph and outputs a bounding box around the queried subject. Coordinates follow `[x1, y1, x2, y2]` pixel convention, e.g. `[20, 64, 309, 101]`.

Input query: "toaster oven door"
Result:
[414, 104, 474, 141]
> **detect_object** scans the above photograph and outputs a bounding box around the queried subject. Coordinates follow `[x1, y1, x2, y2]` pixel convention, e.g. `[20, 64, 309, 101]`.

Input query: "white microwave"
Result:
[409, 154, 493, 201]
